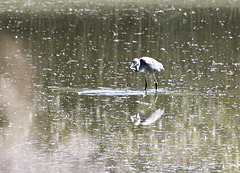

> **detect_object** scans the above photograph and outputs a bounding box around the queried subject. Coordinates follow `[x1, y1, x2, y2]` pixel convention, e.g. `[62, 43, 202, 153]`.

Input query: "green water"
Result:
[0, 1, 240, 172]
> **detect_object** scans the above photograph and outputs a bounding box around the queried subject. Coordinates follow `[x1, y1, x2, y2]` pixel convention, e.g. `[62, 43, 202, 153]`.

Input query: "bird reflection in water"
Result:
[130, 93, 164, 126]
[131, 108, 164, 126]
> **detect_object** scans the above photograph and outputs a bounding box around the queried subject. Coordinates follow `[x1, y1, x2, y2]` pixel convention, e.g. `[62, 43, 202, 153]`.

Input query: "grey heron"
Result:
[129, 57, 164, 90]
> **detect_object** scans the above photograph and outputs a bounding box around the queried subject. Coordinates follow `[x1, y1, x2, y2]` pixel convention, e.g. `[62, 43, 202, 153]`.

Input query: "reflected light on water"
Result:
[0, 35, 34, 172]
[0, 1, 240, 172]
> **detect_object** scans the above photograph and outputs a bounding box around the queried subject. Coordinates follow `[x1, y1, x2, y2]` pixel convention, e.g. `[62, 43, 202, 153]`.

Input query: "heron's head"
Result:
[129, 58, 140, 72]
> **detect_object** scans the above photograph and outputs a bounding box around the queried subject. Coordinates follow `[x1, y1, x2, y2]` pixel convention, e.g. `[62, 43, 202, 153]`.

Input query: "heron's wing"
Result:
[140, 57, 164, 72]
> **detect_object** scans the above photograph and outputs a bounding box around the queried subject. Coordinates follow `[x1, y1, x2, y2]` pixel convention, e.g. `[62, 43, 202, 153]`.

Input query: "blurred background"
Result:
[0, 0, 240, 172]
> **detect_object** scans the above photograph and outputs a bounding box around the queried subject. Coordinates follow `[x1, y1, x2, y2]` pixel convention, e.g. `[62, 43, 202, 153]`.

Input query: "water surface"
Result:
[0, 1, 240, 172]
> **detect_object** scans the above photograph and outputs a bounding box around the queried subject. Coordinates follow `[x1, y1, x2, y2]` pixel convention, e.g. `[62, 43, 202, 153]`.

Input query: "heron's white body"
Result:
[129, 56, 164, 90]
[130, 57, 164, 73]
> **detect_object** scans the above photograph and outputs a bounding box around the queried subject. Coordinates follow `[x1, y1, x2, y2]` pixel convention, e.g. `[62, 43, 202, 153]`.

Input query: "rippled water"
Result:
[0, 1, 240, 172]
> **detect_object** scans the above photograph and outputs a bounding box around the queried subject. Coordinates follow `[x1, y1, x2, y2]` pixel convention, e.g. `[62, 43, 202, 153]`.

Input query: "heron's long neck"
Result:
[135, 65, 140, 72]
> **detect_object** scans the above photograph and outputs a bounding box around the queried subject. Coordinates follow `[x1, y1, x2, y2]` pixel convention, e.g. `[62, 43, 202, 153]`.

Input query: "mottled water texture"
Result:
[0, 0, 240, 172]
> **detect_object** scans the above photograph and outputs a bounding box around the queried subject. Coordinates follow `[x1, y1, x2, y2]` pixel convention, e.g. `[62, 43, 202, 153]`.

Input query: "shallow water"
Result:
[0, 1, 240, 172]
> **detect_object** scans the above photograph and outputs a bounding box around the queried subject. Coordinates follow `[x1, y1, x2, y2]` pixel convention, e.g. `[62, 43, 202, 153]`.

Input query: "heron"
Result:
[129, 57, 164, 90]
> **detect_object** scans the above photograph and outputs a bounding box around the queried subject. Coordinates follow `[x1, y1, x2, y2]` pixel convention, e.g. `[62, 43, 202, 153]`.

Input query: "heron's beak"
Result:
[129, 64, 135, 70]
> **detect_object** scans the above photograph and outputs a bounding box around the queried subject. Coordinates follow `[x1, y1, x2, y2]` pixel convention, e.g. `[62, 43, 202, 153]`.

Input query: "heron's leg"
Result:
[152, 72, 158, 90]
[144, 76, 147, 90]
